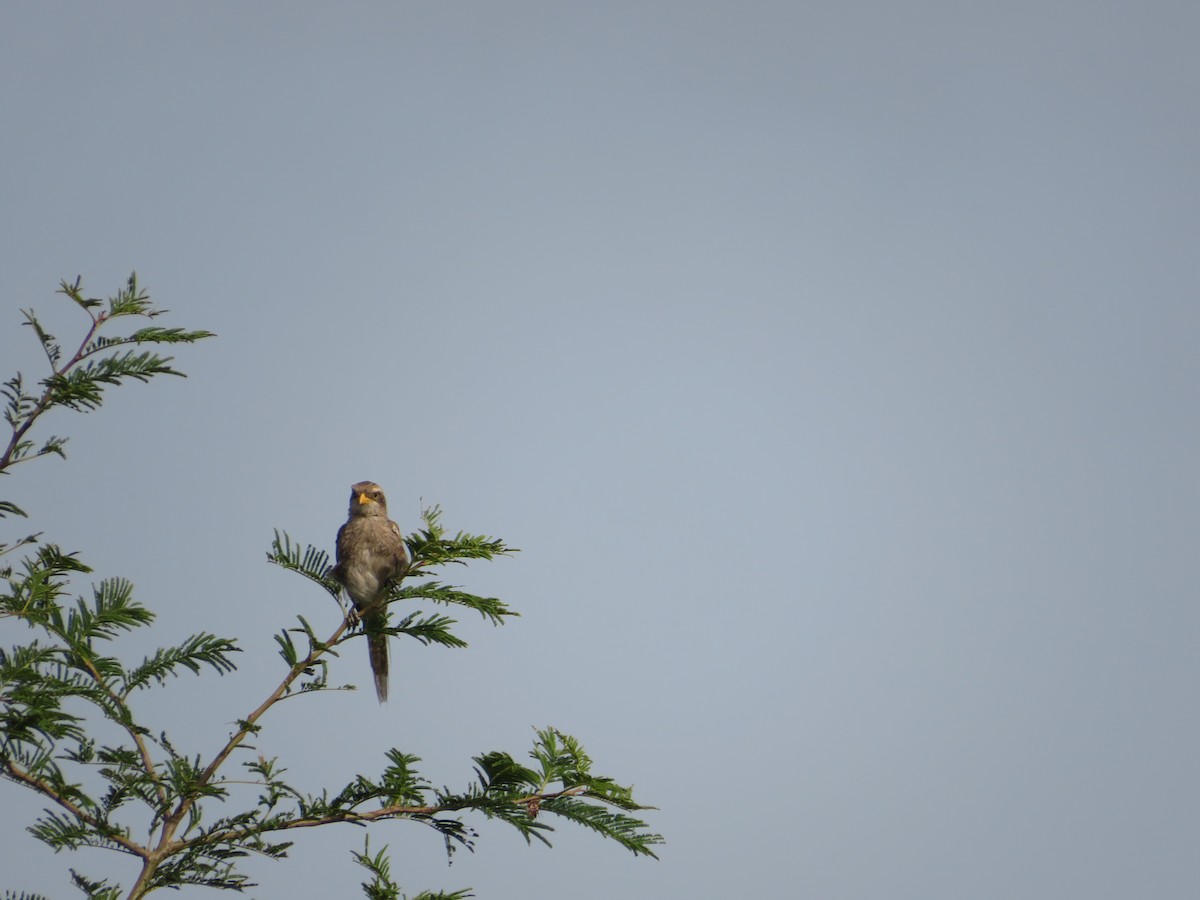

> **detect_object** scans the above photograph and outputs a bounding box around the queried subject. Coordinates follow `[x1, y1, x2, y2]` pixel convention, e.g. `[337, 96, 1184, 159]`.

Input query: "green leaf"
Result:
[3, 373, 38, 425]
[0, 500, 28, 518]
[42, 350, 187, 412]
[537, 796, 663, 858]
[36, 435, 68, 459]
[387, 611, 468, 648]
[83, 327, 216, 358]
[0, 532, 41, 559]
[64, 578, 154, 643]
[122, 633, 240, 692]
[378, 749, 430, 808]
[393, 581, 516, 626]
[406, 506, 517, 570]
[128, 325, 217, 344]
[472, 751, 540, 793]
[68, 870, 123, 900]
[57, 275, 103, 311]
[267, 530, 343, 599]
[105, 272, 153, 318]
[351, 836, 475, 900]
[274, 628, 300, 666]
[20, 309, 62, 369]
[3, 544, 93, 624]
[351, 836, 401, 900]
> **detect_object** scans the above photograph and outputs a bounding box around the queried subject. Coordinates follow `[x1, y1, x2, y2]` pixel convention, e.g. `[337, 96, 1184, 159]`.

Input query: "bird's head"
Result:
[348, 481, 388, 517]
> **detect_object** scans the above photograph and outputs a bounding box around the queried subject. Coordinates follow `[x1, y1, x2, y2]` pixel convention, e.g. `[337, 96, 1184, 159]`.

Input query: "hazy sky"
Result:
[2, 3, 1197, 898]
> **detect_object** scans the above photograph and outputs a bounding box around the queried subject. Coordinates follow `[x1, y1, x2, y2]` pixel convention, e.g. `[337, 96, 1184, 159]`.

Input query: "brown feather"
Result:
[332, 482, 408, 703]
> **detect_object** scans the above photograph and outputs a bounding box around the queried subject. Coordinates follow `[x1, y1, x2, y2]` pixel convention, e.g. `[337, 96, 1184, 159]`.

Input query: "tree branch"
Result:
[0, 310, 102, 471]
[172, 785, 592, 851]
[74, 651, 168, 809]
[160, 615, 355, 847]
[1, 758, 148, 858]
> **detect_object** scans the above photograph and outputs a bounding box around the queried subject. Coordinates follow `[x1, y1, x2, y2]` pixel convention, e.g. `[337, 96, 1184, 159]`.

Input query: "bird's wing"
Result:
[331, 520, 351, 584]
[386, 519, 409, 571]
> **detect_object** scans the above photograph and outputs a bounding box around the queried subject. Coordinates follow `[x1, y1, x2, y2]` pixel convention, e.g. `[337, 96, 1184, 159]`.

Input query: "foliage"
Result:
[0, 277, 661, 898]
[1, 274, 213, 523]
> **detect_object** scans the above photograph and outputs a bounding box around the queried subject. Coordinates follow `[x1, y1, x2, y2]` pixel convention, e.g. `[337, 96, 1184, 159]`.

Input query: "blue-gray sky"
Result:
[2, 3, 1197, 897]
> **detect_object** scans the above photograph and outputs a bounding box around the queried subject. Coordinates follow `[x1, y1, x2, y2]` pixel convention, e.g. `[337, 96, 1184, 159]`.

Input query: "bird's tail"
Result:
[368, 633, 389, 703]
[365, 615, 389, 703]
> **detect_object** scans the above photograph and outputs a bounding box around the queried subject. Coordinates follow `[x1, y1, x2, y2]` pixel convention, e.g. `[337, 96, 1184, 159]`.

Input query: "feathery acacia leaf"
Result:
[406, 506, 516, 570]
[68, 871, 123, 900]
[393, 581, 516, 625]
[2, 274, 211, 495]
[20, 310, 62, 370]
[273, 628, 300, 667]
[387, 611, 468, 648]
[43, 351, 187, 412]
[267, 530, 342, 598]
[122, 634, 240, 693]
[0, 500, 29, 519]
[351, 837, 475, 900]
[101, 272, 154, 318]
[536, 796, 662, 857]
[351, 837, 401, 900]
[29, 810, 130, 854]
[64, 579, 154, 643]
[56, 275, 102, 312]
[3, 373, 38, 425]
[84, 327, 216, 356]
[3, 544, 93, 624]
[0, 648, 87, 745]
[455, 728, 663, 857]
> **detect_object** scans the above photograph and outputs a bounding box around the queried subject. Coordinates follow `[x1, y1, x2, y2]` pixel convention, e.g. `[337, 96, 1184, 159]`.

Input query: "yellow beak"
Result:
[357, 493, 372, 505]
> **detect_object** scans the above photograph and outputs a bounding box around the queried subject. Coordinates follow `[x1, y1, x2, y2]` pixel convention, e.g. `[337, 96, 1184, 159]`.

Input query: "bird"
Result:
[331, 480, 409, 703]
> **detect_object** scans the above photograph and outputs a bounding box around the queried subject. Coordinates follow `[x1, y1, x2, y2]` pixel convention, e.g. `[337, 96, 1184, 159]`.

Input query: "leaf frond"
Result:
[122, 633, 240, 693]
[0, 500, 29, 519]
[386, 612, 468, 648]
[393, 582, 516, 626]
[267, 531, 342, 599]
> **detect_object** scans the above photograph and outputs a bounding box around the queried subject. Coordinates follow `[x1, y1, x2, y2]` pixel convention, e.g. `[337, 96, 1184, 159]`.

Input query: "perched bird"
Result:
[332, 481, 409, 703]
